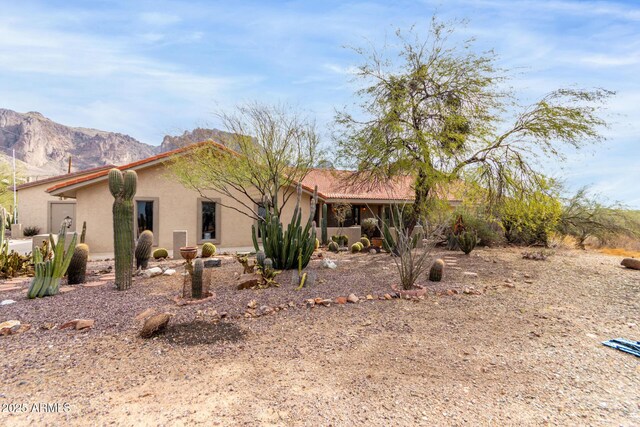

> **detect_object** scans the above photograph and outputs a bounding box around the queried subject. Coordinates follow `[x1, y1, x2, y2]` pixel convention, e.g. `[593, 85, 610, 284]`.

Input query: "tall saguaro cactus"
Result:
[321, 203, 328, 245]
[109, 169, 137, 290]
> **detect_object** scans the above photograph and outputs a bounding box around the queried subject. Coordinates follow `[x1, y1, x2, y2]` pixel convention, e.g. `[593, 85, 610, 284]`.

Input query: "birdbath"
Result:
[180, 246, 198, 263]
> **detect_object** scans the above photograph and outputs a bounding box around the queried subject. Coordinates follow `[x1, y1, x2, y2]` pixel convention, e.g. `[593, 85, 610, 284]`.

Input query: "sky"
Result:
[1, 0, 639, 207]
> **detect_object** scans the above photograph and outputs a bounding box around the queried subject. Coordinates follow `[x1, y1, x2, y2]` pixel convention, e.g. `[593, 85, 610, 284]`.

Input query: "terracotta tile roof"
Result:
[16, 164, 115, 191]
[301, 169, 416, 201]
[46, 141, 227, 194]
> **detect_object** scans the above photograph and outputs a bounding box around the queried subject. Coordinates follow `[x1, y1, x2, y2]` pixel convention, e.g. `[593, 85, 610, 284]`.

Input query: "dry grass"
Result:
[598, 247, 640, 258]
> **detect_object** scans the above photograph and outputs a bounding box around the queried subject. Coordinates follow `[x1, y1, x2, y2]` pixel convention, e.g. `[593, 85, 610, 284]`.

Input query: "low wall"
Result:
[32, 232, 78, 254]
[316, 226, 362, 246]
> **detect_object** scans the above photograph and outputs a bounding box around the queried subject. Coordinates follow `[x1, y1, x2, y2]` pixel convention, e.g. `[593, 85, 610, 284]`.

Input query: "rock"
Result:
[504, 283, 516, 289]
[1, 299, 16, 306]
[347, 294, 359, 303]
[463, 272, 478, 278]
[162, 269, 176, 276]
[140, 313, 172, 338]
[524, 280, 533, 284]
[319, 299, 332, 306]
[258, 306, 274, 316]
[41, 322, 56, 330]
[314, 297, 324, 304]
[621, 258, 640, 270]
[58, 286, 75, 293]
[204, 258, 222, 268]
[142, 267, 163, 278]
[335, 296, 347, 304]
[0, 320, 21, 335]
[366, 295, 374, 300]
[247, 299, 258, 309]
[305, 299, 315, 308]
[60, 318, 94, 330]
[524, 273, 532, 279]
[237, 274, 259, 290]
[384, 294, 392, 300]
[322, 259, 337, 269]
[135, 308, 156, 321]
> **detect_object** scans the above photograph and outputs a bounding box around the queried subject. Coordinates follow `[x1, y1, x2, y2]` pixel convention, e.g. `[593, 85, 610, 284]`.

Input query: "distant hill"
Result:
[0, 108, 230, 179]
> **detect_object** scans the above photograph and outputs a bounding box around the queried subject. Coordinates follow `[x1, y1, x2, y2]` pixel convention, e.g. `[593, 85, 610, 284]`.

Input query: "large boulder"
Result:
[621, 258, 640, 270]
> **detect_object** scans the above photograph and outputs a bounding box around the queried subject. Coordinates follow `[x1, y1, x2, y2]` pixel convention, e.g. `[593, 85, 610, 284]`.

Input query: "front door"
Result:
[49, 202, 76, 233]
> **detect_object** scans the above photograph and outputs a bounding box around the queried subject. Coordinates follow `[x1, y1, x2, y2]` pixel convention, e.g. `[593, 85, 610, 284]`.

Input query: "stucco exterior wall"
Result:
[17, 183, 75, 234]
[75, 164, 312, 253]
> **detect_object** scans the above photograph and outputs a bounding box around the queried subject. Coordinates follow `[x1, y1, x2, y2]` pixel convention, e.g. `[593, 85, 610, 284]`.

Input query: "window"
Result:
[197, 198, 220, 244]
[201, 202, 216, 240]
[136, 200, 154, 235]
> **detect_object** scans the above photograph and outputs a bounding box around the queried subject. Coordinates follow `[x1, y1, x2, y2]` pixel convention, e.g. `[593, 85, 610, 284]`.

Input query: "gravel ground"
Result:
[1, 247, 639, 426]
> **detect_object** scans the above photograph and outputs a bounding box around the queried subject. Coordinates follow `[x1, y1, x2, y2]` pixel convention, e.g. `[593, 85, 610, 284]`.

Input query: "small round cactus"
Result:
[429, 259, 445, 282]
[153, 248, 169, 259]
[201, 242, 216, 258]
[351, 243, 363, 253]
[360, 237, 370, 248]
[327, 241, 339, 252]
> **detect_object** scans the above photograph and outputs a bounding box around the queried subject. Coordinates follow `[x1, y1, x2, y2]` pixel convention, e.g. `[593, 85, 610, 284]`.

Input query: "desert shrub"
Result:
[499, 191, 562, 246]
[361, 218, 377, 239]
[450, 208, 504, 247]
[23, 226, 41, 237]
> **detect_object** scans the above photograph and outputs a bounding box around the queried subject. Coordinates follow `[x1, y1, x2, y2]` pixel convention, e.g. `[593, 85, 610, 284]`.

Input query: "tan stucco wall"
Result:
[17, 183, 76, 234]
[76, 164, 313, 253]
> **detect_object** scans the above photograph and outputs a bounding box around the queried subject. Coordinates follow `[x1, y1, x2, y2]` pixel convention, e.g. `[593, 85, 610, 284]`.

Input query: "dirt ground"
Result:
[1, 247, 639, 426]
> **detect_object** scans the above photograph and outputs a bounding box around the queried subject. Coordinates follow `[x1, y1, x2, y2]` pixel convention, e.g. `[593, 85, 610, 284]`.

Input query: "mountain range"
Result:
[0, 108, 229, 179]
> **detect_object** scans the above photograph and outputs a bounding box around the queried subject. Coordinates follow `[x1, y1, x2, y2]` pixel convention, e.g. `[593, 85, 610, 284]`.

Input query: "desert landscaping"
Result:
[1, 246, 639, 426]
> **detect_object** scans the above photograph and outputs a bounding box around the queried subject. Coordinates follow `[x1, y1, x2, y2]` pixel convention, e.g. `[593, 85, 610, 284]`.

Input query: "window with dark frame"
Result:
[201, 201, 216, 240]
[136, 200, 154, 236]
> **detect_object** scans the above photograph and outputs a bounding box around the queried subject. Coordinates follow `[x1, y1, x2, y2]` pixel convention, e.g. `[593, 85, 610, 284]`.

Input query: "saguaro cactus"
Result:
[191, 258, 204, 299]
[321, 204, 328, 245]
[109, 169, 137, 290]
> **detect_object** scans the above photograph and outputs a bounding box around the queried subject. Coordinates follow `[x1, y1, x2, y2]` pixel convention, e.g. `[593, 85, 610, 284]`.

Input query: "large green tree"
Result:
[335, 19, 612, 225]
[168, 102, 321, 220]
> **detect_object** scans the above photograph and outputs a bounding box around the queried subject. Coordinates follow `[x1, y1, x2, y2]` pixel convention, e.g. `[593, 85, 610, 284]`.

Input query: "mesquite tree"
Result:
[335, 18, 612, 226]
[109, 169, 137, 290]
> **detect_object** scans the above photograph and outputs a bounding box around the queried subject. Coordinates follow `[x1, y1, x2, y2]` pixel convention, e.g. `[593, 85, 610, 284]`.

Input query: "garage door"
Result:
[49, 202, 76, 233]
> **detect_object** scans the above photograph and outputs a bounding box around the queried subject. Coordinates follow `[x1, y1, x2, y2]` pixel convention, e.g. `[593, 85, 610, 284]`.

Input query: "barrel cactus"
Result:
[360, 237, 371, 248]
[351, 243, 362, 253]
[457, 231, 478, 255]
[109, 169, 137, 290]
[153, 248, 169, 260]
[135, 230, 153, 270]
[201, 242, 216, 258]
[256, 250, 266, 268]
[191, 258, 204, 299]
[67, 243, 89, 285]
[429, 259, 445, 282]
[328, 241, 339, 252]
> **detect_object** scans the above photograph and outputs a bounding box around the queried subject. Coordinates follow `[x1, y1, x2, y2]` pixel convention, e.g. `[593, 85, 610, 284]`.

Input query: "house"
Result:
[16, 165, 114, 235]
[20, 141, 460, 254]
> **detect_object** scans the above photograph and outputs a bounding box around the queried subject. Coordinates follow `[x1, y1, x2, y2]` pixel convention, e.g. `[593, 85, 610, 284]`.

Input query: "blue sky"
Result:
[1, 0, 639, 206]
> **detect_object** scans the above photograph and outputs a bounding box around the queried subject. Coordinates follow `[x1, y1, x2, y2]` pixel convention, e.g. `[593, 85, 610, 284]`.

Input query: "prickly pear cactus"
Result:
[109, 168, 137, 290]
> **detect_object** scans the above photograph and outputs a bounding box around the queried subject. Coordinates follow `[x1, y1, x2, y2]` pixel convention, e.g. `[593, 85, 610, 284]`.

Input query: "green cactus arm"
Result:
[122, 171, 138, 199]
[251, 224, 260, 252]
[58, 233, 78, 276]
[108, 169, 124, 197]
[38, 264, 53, 297]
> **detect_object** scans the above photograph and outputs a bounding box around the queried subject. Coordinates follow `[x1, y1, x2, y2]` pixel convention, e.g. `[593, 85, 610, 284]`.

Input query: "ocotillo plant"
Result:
[28, 224, 77, 298]
[109, 169, 137, 290]
[321, 204, 328, 245]
[251, 184, 317, 270]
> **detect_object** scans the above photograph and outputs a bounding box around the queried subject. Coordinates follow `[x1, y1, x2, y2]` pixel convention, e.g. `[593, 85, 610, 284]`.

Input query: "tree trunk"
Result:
[411, 168, 430, 233]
